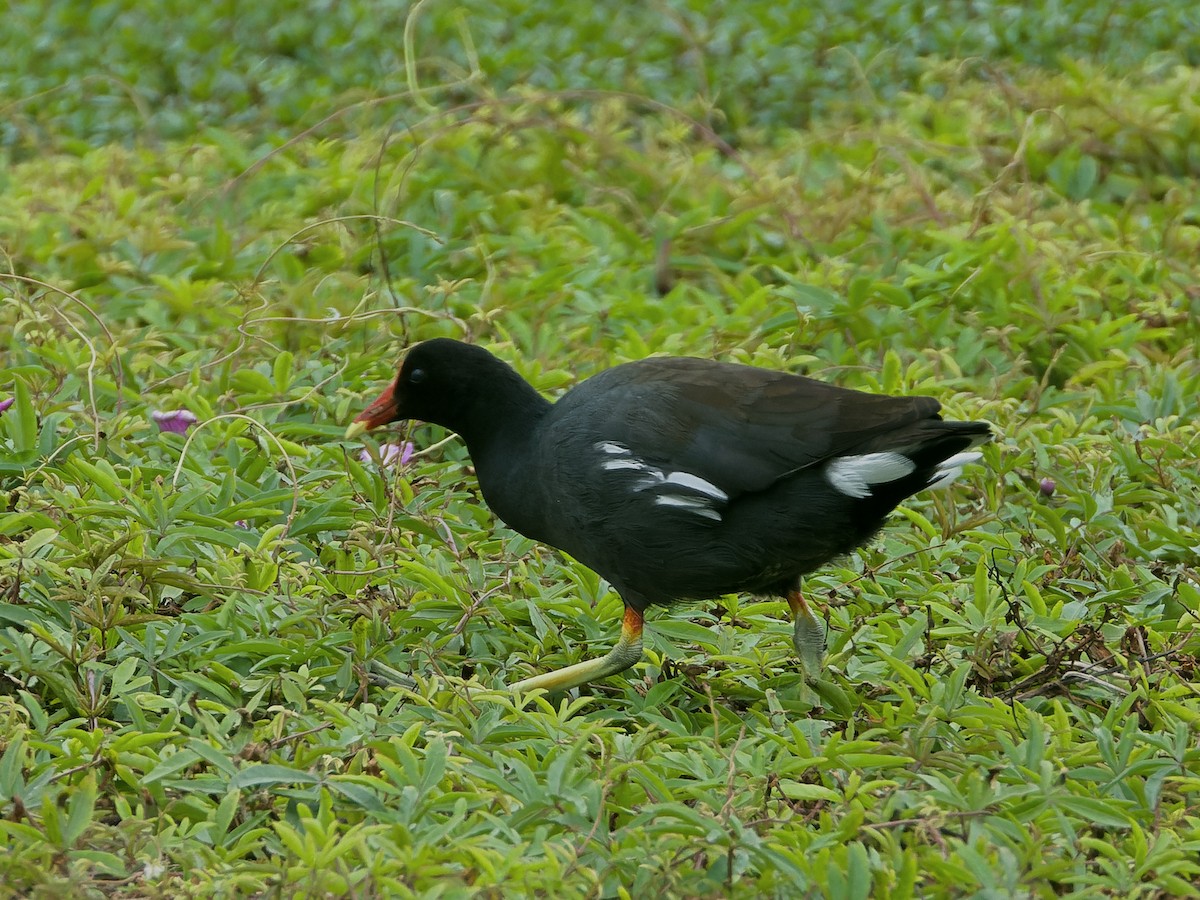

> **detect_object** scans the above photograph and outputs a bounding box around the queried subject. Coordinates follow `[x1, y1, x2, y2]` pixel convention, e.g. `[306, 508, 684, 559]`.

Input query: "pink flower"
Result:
[152, 409, 198, 434]
[0, 398, 13, 415]
[360, 441, 415, 467]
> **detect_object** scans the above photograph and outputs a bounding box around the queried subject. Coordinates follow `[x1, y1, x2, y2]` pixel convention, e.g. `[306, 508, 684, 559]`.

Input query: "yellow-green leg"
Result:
[788, 589, 851, 713]
[788, 589, 826, 677]
[510, 606, 645, 694]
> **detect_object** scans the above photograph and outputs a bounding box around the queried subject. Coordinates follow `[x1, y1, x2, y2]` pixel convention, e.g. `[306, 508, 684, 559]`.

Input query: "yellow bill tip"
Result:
[344, 420, 369, 441]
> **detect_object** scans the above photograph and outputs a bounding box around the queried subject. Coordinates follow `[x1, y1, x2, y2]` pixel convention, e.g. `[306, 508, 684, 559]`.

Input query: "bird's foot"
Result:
[787, 589, 826, 678]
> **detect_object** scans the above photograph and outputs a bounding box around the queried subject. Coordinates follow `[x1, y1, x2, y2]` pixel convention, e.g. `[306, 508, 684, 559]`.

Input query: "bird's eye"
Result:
[408, 367, 427, 384]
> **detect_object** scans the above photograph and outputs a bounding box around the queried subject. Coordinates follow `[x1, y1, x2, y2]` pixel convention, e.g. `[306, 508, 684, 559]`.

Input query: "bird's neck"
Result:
[452, 374, 551, 457]
[458, 385, 553, 540]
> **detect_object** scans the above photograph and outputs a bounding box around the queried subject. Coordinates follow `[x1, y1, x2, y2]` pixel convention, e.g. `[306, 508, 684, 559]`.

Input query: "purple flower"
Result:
[1038, 477, 1056, 497]
[360, 441, 415, 467]
[0, 398, 13, 416]
[235, 520, 249, 529]
[152, 409, 198, 434]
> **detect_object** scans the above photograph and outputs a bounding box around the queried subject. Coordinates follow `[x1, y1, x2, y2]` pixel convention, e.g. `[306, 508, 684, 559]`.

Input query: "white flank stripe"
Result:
[597, 442, 728, 515]
[655, 495, 723, 521]
[826, 452, 916, 499]
[661, 471, 728, 502]
[601, 458, 648, 472]
[633, 469, 727, 501]
[595, 441, 724, 518]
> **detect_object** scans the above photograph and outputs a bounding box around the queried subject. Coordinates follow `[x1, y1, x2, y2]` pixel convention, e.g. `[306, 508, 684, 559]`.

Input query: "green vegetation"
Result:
[2, 1, 1199, 896]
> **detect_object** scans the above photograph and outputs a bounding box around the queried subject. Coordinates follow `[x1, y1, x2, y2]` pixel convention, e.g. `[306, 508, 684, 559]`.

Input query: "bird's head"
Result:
[344, 338, 532, 440]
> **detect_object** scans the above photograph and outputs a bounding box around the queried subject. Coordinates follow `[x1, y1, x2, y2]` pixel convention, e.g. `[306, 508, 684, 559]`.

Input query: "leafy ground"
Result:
[2, 1, 1200, 897]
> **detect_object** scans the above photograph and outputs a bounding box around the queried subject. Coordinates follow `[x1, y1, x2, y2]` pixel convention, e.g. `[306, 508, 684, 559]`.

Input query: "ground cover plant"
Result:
[2, 1, 1199, 896]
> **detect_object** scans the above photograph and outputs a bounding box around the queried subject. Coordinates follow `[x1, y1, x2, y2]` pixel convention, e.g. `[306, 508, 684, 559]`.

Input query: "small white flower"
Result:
[142, 859, 167, 880]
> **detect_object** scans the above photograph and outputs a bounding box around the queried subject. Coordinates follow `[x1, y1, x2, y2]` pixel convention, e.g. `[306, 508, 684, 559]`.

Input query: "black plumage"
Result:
[347, 338, 992, 693]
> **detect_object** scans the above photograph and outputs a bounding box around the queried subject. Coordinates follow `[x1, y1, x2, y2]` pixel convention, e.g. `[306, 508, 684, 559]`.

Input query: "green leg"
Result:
[510, 606, 645, 694]
[788, 589, 826, 677]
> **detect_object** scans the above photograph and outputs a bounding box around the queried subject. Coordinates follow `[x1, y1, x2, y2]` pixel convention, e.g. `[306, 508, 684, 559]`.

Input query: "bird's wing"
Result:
[565, 357, 942, 498]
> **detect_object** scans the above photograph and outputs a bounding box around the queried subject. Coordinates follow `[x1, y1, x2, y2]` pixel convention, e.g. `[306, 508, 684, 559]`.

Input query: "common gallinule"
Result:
[345, 339, 992, 694]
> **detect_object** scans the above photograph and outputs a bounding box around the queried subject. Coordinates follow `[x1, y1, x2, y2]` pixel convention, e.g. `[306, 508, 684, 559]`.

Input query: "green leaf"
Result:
[63, 773, 97, 846]
[0, 736, 26, 794]
[230, 765, 322, 790]
[211, 788, 241, 845]
[273, 351, 294, 393]
[1058, 796, 1133, 829]
[143, 750, 203, 785]
[777, 781, 841, 802]
[1068, 154, 1099, 200]
[4, 378, 38, 455]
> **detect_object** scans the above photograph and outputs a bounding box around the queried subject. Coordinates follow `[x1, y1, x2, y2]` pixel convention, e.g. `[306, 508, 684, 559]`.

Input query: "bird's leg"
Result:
[787, 589, 825, 677]
[510, 605, 645, 694]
